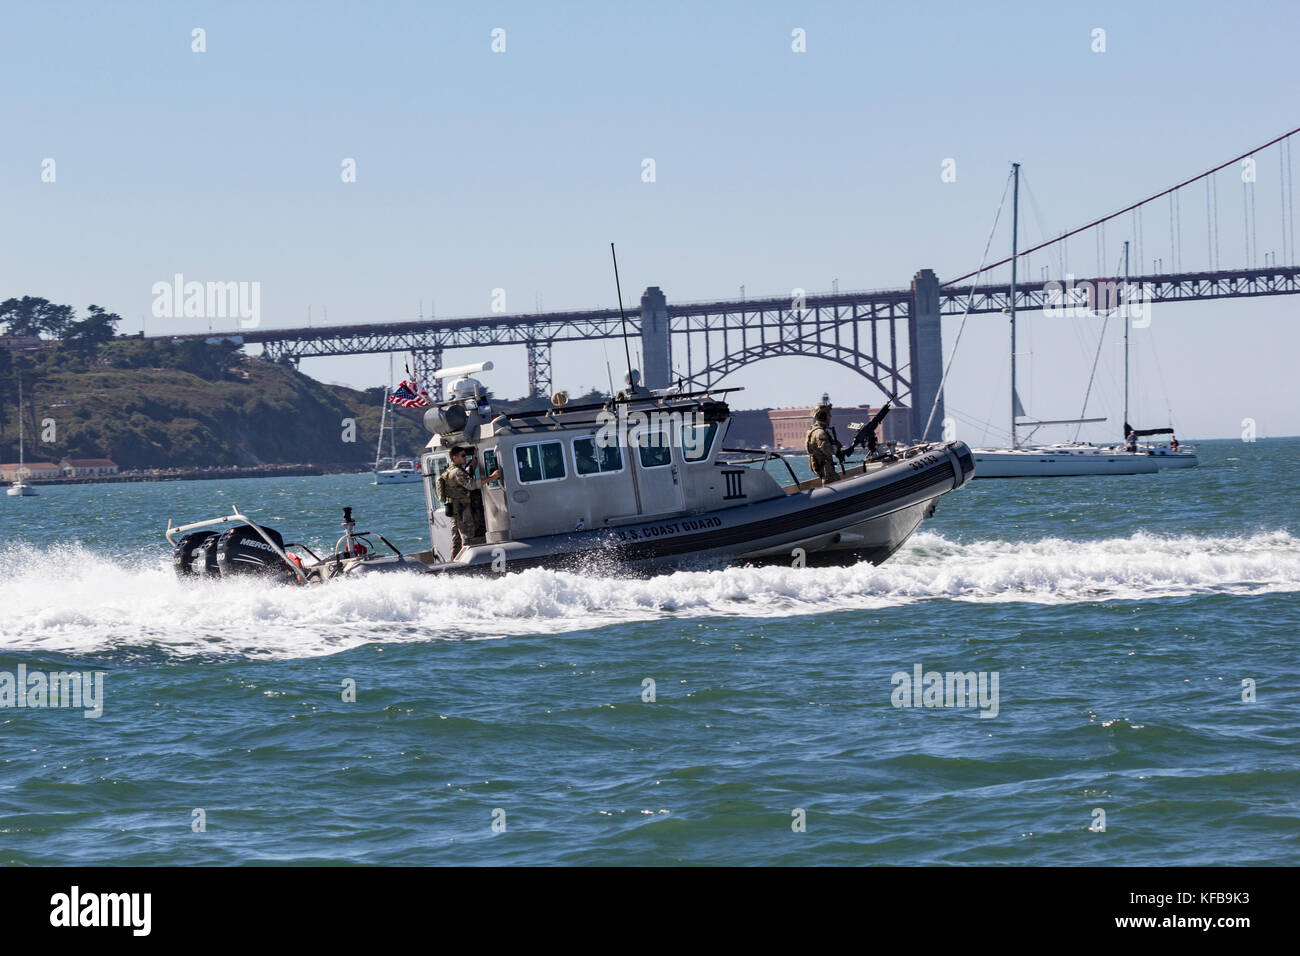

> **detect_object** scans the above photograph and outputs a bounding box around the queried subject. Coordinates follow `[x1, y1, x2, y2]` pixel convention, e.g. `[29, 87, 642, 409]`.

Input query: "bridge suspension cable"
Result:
[944, 124, 1300, 286]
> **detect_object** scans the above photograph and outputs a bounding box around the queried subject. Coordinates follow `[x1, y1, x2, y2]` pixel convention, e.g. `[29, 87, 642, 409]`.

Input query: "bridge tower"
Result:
[526, 340, 553, 398]
[908, 269, 945, 442]
[640, 286, 672, 389]
[412, 348, 444, 403]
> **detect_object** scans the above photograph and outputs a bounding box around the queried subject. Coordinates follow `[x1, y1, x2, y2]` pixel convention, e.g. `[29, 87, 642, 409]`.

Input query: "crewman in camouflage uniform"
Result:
[805, 403, 842, 483]
[437, 446, 502, 556]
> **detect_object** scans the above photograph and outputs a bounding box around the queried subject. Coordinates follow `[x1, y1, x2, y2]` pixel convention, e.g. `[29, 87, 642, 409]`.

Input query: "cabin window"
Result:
[515, 441, 566, 483]
[482, 449, 503, 488]
[680, 421, 718, 462]
[428, 454, 448, 503]
[573, 436, 623, 475]
[638, 423, 673, 468]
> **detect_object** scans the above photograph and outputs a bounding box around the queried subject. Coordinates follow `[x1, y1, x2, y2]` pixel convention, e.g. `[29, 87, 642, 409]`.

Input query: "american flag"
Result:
[388, 379, 430, 408]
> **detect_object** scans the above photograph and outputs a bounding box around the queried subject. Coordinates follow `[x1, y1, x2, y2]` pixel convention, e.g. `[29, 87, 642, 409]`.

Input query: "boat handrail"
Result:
[721, 447, 801, 487]
[331, 530, 403, 558]
[496, 388, 743, 422]
[284, 542, 321, 562]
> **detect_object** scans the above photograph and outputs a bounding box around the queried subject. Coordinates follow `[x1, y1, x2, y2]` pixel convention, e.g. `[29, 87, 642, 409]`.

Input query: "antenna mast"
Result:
[1010, 161, 1020, 449]
[610, 243, 635, 386]
[1123, 239, 1130, 431]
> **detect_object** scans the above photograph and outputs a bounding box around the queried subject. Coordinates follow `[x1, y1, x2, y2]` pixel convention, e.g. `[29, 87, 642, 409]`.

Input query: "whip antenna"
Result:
[610, 243, 635, 387]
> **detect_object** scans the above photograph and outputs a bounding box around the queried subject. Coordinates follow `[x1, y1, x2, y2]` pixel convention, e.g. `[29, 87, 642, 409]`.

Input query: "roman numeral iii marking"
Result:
[722, 471, 746, 500]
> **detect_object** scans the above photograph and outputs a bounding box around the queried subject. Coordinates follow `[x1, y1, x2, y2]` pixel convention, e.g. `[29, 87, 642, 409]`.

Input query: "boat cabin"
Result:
[417, 369, 786, 561]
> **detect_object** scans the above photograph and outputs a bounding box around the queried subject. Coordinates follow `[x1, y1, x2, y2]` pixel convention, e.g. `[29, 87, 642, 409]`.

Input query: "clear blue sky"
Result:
[3, 0, 1297, 439]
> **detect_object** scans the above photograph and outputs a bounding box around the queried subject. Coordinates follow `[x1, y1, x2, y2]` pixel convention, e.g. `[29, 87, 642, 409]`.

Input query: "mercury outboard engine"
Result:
[173, 531, 220, 577]
[214, 524, 288, 577]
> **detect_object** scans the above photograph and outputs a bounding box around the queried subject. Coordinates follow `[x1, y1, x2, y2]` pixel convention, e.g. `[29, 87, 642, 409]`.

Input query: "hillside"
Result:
[0, 339, 428, 470]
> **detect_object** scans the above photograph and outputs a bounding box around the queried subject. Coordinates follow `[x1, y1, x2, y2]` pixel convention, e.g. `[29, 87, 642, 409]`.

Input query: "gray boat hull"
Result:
[347, 441, 973, 577]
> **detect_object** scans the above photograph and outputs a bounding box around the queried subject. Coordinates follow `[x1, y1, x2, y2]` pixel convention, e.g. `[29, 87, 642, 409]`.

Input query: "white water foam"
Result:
[0, 531, 1297, 660]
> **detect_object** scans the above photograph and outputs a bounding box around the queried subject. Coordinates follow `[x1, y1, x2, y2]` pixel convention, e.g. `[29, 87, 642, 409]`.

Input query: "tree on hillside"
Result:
[65, 305, 121, 354]
[0, 297, 75, 338]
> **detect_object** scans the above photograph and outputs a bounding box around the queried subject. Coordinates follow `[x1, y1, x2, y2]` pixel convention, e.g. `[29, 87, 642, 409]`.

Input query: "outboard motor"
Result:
[173, 530, 219, 577]
[215, 524, 288, 577]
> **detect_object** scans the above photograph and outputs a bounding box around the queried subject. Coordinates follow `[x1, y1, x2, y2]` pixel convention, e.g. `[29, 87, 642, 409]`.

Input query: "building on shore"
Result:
[0, 335, 43, 351]
[60, 458, 119, 477]
[0, 461, 62, 481]
[725, 403, 911, 451]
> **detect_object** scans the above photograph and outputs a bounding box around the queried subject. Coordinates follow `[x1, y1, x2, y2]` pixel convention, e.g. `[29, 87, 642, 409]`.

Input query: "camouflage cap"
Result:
[813, 402, 832, 422]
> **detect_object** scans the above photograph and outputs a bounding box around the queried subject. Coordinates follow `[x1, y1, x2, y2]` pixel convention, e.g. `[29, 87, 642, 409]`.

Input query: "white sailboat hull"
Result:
[374, 469, 422, 485]
[374, 456, 422, 485]
[1143, 446, 1198, 469]
[971, 446, 1158, 477]
[7, 482, 37, 497]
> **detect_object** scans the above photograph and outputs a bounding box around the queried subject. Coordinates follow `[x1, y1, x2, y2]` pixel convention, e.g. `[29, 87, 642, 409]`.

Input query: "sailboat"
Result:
[374, 360, 423, 485]
[1126, 424, 1197, 468]
[971, 163, 1158, 478]
[1117, 261, 1198, 470]
[7, 377, 38, 497]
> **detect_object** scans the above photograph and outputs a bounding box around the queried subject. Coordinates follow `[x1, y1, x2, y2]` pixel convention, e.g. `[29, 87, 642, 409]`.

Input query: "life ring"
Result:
[285, 552, 306, 584]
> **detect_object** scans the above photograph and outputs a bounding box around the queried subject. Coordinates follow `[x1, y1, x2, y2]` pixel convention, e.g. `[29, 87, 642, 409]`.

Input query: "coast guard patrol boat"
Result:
[166, 362, 975, 583]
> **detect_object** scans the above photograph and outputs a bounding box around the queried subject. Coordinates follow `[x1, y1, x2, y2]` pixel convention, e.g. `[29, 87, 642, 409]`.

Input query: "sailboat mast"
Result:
[1123, 239, 1130, 431]
[1010, 162, 1020, 449]
[17, 376, 24, 468]
[374, 365, 388, 471]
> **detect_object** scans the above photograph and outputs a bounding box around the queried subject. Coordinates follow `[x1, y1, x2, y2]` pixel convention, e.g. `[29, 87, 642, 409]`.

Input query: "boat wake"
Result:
[0, 530, 1297, 660]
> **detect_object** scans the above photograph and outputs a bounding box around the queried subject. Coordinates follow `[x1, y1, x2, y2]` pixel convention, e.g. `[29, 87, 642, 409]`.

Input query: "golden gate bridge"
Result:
[171, 125, 1300, 441]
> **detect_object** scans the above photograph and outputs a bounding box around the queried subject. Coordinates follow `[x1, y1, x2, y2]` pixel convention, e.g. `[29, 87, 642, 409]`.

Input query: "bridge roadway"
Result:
[158, 265, 1300, 440]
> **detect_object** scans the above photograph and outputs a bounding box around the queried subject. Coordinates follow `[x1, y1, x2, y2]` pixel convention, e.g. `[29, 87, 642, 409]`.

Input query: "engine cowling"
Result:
[215, 524, 288, 577]
[173, 531, 219, 577]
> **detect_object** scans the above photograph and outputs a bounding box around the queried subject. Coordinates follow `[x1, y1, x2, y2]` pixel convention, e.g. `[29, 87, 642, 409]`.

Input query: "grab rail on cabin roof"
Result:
[720, 447, 801, 487]
[494, 387, 744, 421]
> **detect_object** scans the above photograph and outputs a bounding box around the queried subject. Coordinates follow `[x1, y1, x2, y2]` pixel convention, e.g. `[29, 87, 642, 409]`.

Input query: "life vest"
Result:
[806, 424, 829, 455]
[438, 465, 472, 503]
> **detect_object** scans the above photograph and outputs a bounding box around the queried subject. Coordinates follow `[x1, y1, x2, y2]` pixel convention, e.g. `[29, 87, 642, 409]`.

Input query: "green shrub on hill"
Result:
[1, 323, 425, 469]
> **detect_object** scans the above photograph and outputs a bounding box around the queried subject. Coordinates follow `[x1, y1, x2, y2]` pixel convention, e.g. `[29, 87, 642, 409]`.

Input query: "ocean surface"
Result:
[1, 438, 1298, 865]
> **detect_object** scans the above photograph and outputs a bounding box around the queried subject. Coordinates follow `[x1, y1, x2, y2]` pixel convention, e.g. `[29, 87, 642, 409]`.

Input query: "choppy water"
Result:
[1, 439, 1297, 864]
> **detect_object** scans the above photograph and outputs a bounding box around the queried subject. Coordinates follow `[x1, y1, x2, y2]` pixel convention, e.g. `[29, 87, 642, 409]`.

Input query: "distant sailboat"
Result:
[7, 377, 38, 497]
[971, 164, 1158, 478]
[374, 358, 422, 485]
[1117, 254, 1198, 471]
